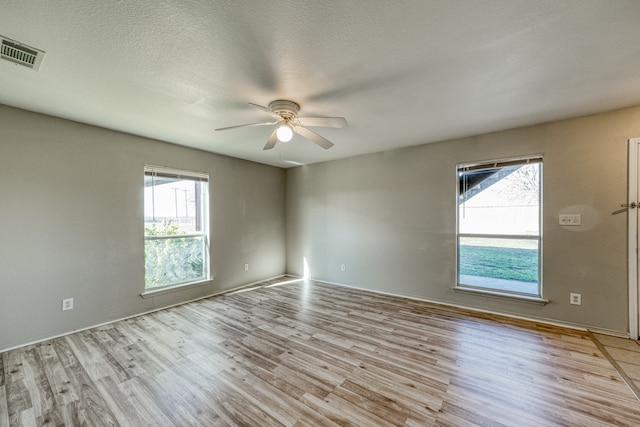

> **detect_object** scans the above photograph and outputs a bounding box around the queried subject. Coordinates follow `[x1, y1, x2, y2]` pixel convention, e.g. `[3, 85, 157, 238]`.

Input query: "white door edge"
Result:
[628, 138, 640, 340]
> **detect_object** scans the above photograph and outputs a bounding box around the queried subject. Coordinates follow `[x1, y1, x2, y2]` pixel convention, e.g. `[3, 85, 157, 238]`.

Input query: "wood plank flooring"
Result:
[2, 276, 640, 426]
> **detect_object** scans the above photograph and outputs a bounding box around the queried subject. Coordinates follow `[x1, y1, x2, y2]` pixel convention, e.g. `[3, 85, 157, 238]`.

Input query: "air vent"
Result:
[1, 36, 44, 71]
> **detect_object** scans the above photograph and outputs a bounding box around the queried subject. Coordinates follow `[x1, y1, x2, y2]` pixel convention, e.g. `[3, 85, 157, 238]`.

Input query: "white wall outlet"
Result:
[243, 263, 249, 271]
[62, 298, 74, 311]
[340, 264, 346, 272]
[570, 293, 582, 305]
[559, 214, 581, 226]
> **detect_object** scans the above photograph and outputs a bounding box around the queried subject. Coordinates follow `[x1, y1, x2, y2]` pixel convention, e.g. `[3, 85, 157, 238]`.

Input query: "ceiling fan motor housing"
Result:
[269, 100, 300, 122]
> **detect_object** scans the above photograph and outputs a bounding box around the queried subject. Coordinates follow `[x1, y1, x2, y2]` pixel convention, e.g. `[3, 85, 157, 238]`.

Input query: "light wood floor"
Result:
[2, 277, 640, 426]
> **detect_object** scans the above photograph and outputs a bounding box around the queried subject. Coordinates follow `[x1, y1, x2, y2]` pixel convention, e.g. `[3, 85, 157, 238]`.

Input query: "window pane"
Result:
[457, 161, 541, 296]
[145, 236, 206, 289]
[458, 237, 539, 295]
[144, 177, 203, 235]
[459, 164, 539, 236]
[144, 167, 209, 290]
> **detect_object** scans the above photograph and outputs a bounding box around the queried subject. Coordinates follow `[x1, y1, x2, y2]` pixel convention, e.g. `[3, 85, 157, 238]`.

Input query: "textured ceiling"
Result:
[2, 1, 640, 168]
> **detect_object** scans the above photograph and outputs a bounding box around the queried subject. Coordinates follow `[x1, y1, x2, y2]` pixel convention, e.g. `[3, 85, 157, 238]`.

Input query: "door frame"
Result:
[628, 138, 640, 339]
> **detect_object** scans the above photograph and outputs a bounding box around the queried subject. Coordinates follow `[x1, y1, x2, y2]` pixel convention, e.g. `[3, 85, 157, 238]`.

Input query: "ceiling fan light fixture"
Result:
[216, 100, 346, 150]
[276, 124, 293, 142]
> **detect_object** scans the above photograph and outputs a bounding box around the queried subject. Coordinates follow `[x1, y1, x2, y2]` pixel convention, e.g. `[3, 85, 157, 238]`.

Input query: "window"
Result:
[457, 156, 542, 297]
[144, 166, 209, 290]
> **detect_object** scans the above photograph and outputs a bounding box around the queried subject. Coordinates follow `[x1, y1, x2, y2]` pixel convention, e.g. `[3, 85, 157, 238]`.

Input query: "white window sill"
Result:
[453, 285, 549, 305]
[140, 279, 212, 299]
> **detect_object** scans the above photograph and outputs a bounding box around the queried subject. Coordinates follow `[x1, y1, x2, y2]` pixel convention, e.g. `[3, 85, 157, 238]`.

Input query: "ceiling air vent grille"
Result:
[1, 36, 44, 71]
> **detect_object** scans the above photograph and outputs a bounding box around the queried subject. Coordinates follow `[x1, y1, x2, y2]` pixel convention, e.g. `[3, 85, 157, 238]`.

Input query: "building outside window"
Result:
[144, 165, 209, 290]
[457, 155, 542, 297]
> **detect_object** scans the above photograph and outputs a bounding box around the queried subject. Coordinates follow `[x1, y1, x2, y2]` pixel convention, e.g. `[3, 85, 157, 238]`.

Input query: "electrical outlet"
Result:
[62, 298, 74, 311]
[570, 293, 581, 305]
[243, 263, 249, 271]
[340, 264, 346, 272]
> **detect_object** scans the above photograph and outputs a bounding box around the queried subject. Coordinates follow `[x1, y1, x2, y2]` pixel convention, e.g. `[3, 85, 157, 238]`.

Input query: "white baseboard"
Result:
[0, 274, 288, 354]
[588, 327, 630, 339]
[317, 278, 631, 338]
[3, 274, 630, 354]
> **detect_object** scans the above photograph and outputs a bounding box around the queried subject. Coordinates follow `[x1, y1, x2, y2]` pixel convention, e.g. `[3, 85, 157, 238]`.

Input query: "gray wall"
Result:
[0, 105, 286, 351]
[286, 106, 640, 334]
[3, 103, 639, 351]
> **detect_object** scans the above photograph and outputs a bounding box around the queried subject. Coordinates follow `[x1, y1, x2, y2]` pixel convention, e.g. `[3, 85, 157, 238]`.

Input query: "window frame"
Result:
[455, 155, 545, 302]
[142, 165, 210, 296]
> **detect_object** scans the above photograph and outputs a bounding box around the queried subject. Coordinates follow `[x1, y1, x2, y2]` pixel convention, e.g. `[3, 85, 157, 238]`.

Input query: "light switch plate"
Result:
[559, 214, 581, 226]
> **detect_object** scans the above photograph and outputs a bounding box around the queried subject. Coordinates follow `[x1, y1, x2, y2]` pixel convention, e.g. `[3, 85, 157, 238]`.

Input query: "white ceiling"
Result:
[2, 1, 640, 168]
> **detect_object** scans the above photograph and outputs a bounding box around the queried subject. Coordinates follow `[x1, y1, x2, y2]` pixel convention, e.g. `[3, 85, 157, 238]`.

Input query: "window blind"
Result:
[457, 155, 543, 172]
[144, 165, 208, 182]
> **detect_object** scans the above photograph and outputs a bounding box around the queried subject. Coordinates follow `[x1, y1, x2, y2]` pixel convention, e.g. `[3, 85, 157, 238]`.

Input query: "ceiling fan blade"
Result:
[297, 116, 348, 128]
[215, 121, 277, 131]
[263, 128, 279, 150]
[249, 103, 280, 119]
[293, 125, 334, 149]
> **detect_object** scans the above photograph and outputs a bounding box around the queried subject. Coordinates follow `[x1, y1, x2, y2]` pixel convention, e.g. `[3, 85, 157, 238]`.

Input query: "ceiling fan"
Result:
[215, 100, 347, 150]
